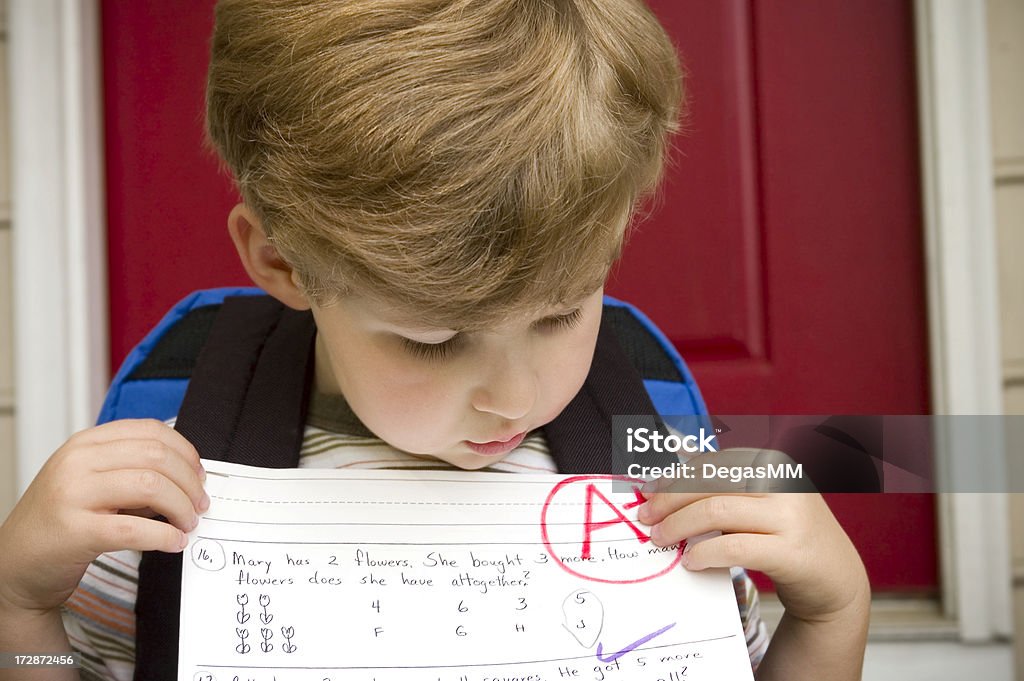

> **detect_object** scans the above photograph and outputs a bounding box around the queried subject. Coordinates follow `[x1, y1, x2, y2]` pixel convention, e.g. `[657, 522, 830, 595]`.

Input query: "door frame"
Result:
[7, 0, 1012, 648]
[914, 0, 1011, 641]
[8, 0, 108, 491]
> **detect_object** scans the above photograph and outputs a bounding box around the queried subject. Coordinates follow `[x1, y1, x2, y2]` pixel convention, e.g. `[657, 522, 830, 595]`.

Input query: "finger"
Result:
[639, 489, 764, 527]
[87, 513, 189, 555]
[682, 532, 781, 574]
[82, 439, 208, 513]
[71, 419, 203, 474]
[649, 495, 777, 546]
[118, 508, 159, 519]
[84, 469, 200, 534]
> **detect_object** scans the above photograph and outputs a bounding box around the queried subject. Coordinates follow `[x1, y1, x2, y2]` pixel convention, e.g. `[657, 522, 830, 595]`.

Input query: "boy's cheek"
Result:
[347, 375, 464, 444]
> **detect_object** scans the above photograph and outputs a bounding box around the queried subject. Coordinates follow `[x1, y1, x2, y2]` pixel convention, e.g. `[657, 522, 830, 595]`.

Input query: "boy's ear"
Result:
[227, 203, 311, 311]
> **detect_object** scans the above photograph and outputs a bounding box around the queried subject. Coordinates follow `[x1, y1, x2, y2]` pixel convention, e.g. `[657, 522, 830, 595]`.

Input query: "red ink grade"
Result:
[580, 484, 650, 559]
[540, 475, 683, 584]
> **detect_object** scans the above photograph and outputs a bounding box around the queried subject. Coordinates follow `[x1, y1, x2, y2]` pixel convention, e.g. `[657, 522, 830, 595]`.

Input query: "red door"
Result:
[101, 0, 936, 595]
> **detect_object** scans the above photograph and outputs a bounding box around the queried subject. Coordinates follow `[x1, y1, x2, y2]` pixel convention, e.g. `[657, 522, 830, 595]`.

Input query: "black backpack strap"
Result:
[544, 311, 664, 474]
[173, 295, 316, 466]
[134, 296, 316, 681]
[134, 296, 662, 678]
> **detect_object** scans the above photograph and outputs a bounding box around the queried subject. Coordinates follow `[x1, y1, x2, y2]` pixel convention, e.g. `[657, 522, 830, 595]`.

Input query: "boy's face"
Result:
[309, 287, 604, 469]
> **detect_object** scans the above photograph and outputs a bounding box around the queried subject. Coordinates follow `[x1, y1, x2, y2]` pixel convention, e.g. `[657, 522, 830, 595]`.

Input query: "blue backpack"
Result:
[98, 287, 711, 680]
[98, 286, 708, 427]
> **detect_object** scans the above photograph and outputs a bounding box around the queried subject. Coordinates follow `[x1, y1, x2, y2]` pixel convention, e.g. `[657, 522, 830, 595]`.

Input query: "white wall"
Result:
[988, 0, 1024, 673]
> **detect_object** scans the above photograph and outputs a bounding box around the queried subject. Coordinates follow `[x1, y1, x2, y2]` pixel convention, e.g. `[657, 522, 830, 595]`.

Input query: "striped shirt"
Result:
[62, 394, 769, 679]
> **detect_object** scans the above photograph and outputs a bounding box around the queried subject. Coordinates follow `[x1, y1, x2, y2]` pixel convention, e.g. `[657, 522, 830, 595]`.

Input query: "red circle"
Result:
[540, 475, 683, 584]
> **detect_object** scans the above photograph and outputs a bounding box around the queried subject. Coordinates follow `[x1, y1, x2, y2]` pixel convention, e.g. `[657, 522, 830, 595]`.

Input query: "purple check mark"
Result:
[595, 622, 676, 663]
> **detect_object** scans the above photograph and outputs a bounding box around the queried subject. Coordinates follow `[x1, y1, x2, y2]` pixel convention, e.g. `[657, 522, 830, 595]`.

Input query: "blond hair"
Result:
[206, 0, 683, 328]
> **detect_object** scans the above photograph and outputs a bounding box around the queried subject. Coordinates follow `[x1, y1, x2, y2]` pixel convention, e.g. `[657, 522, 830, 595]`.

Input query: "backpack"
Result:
[95, 287, 709, 680]
[98, 287, 708, 427]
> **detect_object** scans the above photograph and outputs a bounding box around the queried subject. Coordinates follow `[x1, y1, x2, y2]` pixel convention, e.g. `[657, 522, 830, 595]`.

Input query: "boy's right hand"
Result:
[0, 419, 208, 616]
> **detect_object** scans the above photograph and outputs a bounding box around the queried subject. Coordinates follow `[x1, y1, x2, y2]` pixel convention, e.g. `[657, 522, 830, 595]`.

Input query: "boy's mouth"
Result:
[465, 431, 527, 456]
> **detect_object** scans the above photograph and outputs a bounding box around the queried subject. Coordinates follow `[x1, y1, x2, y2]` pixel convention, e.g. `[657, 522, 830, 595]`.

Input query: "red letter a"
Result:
[580, 483, 650, 560]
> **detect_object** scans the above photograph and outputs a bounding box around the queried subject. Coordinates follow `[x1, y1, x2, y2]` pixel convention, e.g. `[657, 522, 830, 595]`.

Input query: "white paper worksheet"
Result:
[180, 460, 755, 681]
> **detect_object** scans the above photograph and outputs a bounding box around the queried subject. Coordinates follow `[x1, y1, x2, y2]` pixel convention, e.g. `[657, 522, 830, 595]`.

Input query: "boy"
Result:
[0, 1, 870, 680]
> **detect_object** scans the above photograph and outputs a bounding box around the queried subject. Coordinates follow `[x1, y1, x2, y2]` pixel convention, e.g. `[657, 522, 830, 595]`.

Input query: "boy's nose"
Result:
[471, 359, 538, 421]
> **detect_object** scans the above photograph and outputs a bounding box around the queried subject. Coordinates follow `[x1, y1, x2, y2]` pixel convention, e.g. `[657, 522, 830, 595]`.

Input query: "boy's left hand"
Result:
[637, 484, 869, 624]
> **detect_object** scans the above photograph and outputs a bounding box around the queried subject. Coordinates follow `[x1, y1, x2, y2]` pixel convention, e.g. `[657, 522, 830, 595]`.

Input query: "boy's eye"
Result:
[536, 308, 583, 331]
[400, 335, 463, 362]
[398, 309, 581, 362]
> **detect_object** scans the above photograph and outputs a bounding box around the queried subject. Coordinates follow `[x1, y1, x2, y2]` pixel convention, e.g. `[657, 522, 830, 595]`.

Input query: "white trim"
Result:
[914, 0, 1012, 642]
[8, 0, 108, 493]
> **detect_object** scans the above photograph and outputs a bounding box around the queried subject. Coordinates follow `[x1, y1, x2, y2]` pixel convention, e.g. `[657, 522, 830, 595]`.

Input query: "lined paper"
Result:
[180, 459, 755, 681]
